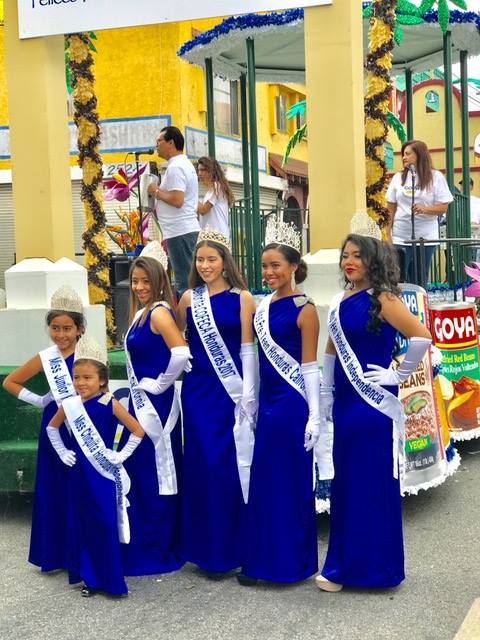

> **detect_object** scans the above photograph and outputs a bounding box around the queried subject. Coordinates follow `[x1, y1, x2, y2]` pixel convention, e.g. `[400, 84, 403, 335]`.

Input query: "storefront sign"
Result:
[18, 1, 332, 39]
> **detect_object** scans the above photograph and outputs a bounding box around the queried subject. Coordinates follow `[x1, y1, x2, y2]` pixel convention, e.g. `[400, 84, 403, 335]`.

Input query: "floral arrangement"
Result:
[103, 165, 146, 202]
[106, 207, 150, 254]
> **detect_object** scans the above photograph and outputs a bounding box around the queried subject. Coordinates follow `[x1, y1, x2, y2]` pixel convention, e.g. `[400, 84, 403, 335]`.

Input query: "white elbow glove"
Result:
[46, 425, 76, 467]
[138, 346, 191, 395]
[320, 354, 336, 422]
[364, 336, 431, 386]
[239, 343, 258, 425]
[104, 434, 143, 465]
[19, 388, 54, 409]
[302, 362, 322, 452]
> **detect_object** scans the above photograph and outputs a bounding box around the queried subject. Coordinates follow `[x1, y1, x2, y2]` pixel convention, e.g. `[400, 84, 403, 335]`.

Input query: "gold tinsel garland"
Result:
[65, 33, 115, 347]
[364, 0, 396, 236]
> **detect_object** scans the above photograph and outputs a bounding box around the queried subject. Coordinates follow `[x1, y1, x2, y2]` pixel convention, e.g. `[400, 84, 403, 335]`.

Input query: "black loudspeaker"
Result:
[109, 255, 134, 286]
[112, 279, 130, 345]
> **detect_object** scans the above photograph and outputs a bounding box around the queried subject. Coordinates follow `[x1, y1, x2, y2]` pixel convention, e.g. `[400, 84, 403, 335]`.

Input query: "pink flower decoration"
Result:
[103, 165, 146, 202]
[464, 262, 480, 297]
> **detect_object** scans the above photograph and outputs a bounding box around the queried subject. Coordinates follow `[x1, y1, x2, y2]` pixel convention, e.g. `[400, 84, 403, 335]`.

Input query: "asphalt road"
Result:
[1, 440, 479, 640]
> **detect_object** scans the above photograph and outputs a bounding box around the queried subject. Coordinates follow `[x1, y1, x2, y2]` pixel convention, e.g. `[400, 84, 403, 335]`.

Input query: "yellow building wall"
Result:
[387, 81, 480, 197]
[0, 20, 307, 171]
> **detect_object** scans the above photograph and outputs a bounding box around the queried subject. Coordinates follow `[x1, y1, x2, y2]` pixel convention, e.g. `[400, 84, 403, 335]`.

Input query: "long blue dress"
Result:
[29, 353, 74, 572]
[241, 295, 318, 582]
[181, 288, 245, 572]
[321, 290, 405, 588]
[121, 306, 183, 575]
[67, 394, 128, 595]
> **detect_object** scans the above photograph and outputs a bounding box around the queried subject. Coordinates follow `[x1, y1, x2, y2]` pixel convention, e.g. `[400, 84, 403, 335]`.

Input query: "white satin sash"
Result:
[125, 306, 179, 495]
[39, 345, 75, 405]
[191, 285, 254, 503]
[328, 292, 405, 480]
[62, 395, 131, 544]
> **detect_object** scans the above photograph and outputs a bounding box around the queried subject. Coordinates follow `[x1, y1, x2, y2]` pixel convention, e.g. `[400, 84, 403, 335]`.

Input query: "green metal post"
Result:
[240, 73, 253, 287]
[460, 50, 471, 237]
[443, 31, 456, 285]
[205, 58, 216, 157]
[246, 37, 262, 289]
[405, 68, 414, 141]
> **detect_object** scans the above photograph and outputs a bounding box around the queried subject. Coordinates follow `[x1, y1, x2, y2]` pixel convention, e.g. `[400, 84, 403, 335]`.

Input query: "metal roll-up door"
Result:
[0, 184, 15, 288]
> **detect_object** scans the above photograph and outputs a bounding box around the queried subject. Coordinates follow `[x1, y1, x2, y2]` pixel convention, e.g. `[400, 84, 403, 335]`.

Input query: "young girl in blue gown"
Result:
[3, 286, 85, 573]
[239, 237, 321, 584]
[122, 242, 190, 575]
[46, 335, 144, 597]
[177, 229, 257, 577]
[317, 234, 431, 592]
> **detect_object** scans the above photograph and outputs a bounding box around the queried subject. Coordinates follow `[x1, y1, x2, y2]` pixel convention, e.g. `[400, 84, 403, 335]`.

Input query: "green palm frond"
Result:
[282, 124, 307, 166]
[387, 111, 407, 144]
[285, 100, 306, 120]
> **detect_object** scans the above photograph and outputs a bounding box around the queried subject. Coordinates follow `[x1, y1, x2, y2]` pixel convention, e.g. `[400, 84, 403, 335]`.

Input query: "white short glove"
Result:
[104, 434, 143, 465]
[19, 388, 54, 409]
[302, 362, 322, 452]
[239, 343, 258, 425]
[138, 346, 191, 395]
[46, 425, 76, 467]
[364, 336, 431, 385]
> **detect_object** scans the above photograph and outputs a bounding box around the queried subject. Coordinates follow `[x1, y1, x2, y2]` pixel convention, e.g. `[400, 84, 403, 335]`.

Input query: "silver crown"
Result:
[264, 214, 301, 253]
[50, 285, 83, 314]
[74, 334, 108, 365]
[139, 240, 169, 271]
[349, 210, 382, 240]
[197, 227, 231, 251]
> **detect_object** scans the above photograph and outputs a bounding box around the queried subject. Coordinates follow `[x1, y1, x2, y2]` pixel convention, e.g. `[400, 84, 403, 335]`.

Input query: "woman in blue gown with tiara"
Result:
[3, 285, 85, 573]
[121, 242, 191, 576]
[316, 234, 431, 592]
[238, 220, 323, 585]
[177, 229, 257, 577]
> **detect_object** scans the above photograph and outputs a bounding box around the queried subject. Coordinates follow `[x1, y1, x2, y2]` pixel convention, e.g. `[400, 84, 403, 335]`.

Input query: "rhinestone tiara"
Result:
[74, 334, 108, 366]
[50, 285, 83, 314]
[139, 240, 169, 271]
[264, 214, 301, 253]
[196, 227, 231, 251]
[349, 210, 382, 240]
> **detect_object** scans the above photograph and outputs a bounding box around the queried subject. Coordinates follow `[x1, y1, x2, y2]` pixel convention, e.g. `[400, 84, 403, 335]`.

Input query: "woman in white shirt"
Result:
[197, 157, 234, 239]
[386, 140, 453, 284]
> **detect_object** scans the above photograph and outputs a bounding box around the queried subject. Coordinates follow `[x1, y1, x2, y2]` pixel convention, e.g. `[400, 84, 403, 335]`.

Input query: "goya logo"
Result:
[31, 0, 86, 8]
[431, 309, 478, 347]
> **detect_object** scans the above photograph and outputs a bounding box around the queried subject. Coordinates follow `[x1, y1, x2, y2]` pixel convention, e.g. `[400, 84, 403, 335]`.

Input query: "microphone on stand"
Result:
[408, 163, 416, 177]
[134, 148, 155, 157]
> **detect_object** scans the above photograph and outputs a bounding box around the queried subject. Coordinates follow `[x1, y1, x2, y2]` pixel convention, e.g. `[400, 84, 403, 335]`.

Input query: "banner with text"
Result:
[19, 1, 332, 39]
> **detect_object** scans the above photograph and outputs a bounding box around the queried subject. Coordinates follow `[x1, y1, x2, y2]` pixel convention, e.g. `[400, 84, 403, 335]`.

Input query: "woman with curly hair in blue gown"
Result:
[317, 234, 431, 592]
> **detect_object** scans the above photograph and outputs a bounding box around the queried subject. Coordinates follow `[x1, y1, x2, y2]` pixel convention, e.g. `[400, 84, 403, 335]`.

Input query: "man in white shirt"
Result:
[148, 126, 199, 297]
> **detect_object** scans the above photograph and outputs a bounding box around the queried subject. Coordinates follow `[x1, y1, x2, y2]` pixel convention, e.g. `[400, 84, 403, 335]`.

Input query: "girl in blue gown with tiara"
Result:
[177, 229, 257, 577]
[316, 234, 431, 592]
[122, 241, 190, 576]
[46, 335, 144, 597]
[3, 285, 85, 573]
[239, 219, 323, 585]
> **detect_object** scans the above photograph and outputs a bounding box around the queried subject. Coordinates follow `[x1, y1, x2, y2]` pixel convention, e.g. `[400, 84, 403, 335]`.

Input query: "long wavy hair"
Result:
[128, 256, 175, 325]
[340, 234, 401, 334]
[189, 240, 246, 290]
[400, 139, 434, 191]
[197, 156, 235, 206]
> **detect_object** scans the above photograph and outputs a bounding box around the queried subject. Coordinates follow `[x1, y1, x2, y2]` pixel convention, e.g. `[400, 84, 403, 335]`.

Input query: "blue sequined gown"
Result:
[321, 290, 405, 588]
[241, 295, 318, 582]
[181, 289, 245, 572]
[68, 394, 127, 595]
[29, 352, 74, 572]
[122, 307, 183, 575]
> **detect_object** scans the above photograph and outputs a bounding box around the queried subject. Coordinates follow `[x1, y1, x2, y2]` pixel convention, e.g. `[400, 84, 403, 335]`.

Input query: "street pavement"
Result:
[1, 440, 479, 640]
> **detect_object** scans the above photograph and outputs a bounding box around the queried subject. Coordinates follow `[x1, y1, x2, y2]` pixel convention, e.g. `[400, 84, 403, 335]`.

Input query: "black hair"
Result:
[340, 234, 401, 334]
[263, 242, 307, 284]
[73, 358, 109, 392]
[46, 310, 86, 338]
[189, 241, 246, 290]
[160, 126, 184, 151]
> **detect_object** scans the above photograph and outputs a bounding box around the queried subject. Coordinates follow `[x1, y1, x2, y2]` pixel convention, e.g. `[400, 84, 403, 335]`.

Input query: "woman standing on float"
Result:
[177, 229, 257, 577]
[122, 241, 190, 575]
[316, 231, 431, 592]
[238, 219, 324, 585]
